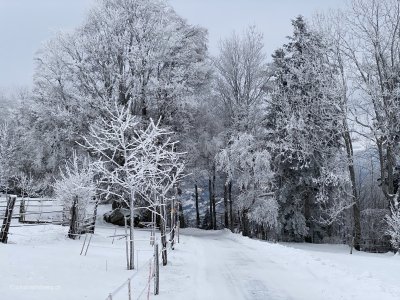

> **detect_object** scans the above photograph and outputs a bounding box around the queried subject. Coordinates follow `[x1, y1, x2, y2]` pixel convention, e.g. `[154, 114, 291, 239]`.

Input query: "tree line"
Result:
[0, 0, 400, 252]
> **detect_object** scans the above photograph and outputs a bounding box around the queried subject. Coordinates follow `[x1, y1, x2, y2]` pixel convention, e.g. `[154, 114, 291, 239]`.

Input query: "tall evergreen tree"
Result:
[267, 16, 345, 242]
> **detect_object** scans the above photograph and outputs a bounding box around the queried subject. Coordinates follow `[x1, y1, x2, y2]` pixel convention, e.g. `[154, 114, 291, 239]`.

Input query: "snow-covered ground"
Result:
[0, 205, 159, 300]
[1, 211, 400, 300]
[159, 229, 400, 300]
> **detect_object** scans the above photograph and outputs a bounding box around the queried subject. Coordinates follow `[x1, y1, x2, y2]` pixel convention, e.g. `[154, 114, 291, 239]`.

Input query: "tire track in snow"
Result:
[158, 229, 400, 300]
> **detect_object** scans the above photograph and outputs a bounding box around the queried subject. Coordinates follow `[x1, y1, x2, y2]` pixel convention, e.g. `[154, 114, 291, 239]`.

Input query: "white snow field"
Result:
[0, 205, 160, 300]
[1, 216, 400, 300]
[158, 229, 400, 300]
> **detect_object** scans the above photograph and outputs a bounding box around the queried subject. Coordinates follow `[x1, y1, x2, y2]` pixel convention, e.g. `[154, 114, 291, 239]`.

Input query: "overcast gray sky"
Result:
[0, 0, 346, 90]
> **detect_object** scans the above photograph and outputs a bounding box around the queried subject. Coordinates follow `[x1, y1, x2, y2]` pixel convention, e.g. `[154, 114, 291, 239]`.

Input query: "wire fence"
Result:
[1, 194, 179, 299]
[103, 224, 177, 300]
[105, 252, 156, 300]
[356, 238, 392, 253]
[0, 195, 100, 244]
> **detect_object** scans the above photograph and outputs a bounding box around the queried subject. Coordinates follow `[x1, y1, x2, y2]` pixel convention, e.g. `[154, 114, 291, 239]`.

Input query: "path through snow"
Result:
[159, 229, 400, 300]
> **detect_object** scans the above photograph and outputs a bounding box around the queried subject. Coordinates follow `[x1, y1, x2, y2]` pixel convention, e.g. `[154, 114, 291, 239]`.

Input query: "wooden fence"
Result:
[0, 196, 63, 224]
[0, 195, 64, 243]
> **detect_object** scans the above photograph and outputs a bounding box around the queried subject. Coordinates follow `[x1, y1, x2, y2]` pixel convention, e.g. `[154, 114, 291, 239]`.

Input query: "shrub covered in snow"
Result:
[54, 153, 96, 227]
[386, 205, 400, 251]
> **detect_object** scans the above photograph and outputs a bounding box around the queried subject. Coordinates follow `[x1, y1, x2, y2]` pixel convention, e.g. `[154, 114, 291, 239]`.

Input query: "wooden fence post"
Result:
[19, 198, 25, 223]
[1, 195, 16, 243]
[350, 236, 354, 254]
[128, 278, 132, 300]
[154, 243, 159, 295]
[68, 196, 79, 240]
[89, 199, 98, 234]
[177, 220, 180, 244]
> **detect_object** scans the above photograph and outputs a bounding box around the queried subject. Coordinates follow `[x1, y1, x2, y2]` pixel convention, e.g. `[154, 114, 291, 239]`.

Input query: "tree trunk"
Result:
[195, 184, 200, 228]
[212, 165, 217, 230]
[337, 54, 362, 250]
[154, 243, 159, 295]
[178, 202, 185, 228]
[160, 200, 168, 266]
[208, 178, 213, 229]
[224, 183, 229, 228]
[242, 210, 250, 237]
[343, 130, 361, 251]
[229, 181, 233, 232]
[304, 191, 312, 243]
[386, 145, 396, 207]
[129, 192, 135, 269]
[170, 196, 175, 249]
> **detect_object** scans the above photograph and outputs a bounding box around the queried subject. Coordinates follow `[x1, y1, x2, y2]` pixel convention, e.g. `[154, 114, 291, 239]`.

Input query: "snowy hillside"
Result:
[2, 217, 400, 300]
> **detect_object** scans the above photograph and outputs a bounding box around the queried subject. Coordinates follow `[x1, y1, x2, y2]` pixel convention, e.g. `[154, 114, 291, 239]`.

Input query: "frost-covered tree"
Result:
[0, 122, 17, 193]
[0, 90, 19, 121]
[386, 202, 400, 251]
[217, 133, 277, 236]
[267, 16, 345, 242]
[214, 27, 272, 234]
[54, 153, 96, 236]
[313, 153, 353, 227]
[184, 96, 224, 229]
[26, 0, 209, 178]
[338, 0, 400, 210]
[83, 104, 185, 268]
[213, 26, 270, 133]
[313, 11, 362, 249]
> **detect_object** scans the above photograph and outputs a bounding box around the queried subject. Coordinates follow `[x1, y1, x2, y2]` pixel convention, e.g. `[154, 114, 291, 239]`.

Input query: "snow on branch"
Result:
[54, 151, 96, 226]
[216, 133, 277, 228]
[386, 197, 400, 251]
[82, 104, 185, 210]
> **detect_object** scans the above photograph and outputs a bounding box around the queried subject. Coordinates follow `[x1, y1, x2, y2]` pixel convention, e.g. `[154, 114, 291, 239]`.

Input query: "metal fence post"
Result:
[80, 233, 88, 255]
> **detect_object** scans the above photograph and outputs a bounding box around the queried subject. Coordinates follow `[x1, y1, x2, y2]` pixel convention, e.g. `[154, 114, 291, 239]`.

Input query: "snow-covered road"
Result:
[2, 223, 400, 300]
[159, 229, 400, 300]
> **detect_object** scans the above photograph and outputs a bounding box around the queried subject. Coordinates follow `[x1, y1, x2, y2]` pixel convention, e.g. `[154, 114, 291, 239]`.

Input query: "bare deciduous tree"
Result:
[340, 0, 400, 208]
